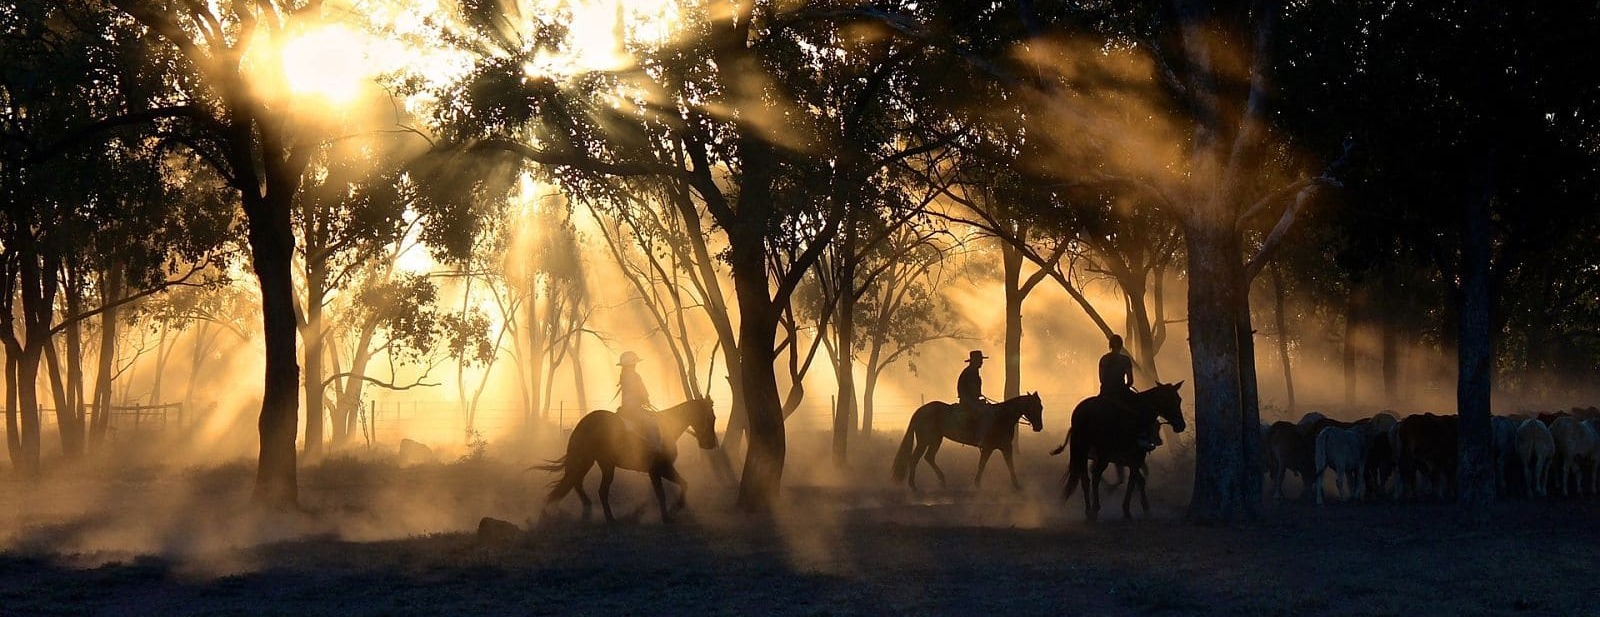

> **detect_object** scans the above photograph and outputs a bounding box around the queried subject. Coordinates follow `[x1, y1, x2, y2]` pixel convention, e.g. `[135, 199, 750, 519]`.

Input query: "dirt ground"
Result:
[3, 429, 1597, 616]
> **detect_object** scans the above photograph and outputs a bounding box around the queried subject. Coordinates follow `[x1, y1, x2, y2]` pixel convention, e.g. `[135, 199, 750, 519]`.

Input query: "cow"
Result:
[1266, 421, 1315, 501]
[1314, 425, 1368, 506]
[1549, 416, 1599, 497]
[1364, 412, 1400, 499]
[1390, 413, 1457, 500]
[1516, 418, 1555, 498]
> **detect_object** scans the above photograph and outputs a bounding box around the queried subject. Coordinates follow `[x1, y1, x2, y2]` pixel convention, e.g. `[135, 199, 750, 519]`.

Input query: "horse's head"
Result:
[1020, 392, 1044, 432]
[1146, 381, 1186, 433]
[686, 397, 719, 450]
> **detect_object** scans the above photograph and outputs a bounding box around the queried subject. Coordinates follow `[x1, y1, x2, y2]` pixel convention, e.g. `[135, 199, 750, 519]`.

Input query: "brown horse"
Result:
[890, 393, 1044, 491]
[1057, 382, 1185, 521]
[537, 398, 717, 522]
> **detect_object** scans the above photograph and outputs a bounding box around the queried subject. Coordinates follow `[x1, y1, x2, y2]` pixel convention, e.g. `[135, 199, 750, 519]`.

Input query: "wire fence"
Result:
[357, 391, 1103, 446]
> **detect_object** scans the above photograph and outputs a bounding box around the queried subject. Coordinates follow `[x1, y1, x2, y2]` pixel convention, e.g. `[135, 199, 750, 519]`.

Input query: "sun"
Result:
[279, 25, 370, 106]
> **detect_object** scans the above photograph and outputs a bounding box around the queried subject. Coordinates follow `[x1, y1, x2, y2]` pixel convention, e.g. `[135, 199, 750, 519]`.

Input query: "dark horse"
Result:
[890, 393, 1044, 491]
[1055, 382, 1186, 521]
[536, 398, 717, 522]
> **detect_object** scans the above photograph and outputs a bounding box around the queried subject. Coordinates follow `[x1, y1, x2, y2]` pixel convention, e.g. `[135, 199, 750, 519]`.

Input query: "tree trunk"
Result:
[832, 254, 858, 467]
[1125, 285, 1162, 384]
[1456, 154, 1495, 517]
[730, 222, 785, 511]
[1343, 287, 1359, 407]
[248, 193, 302, 508]
[332, 318, 379, 444]
[1184, 220, 1250, 523]
[5, 349, 20, 470]
[90, 269, 121, 444]
[526, 286, 544, 422]
[1236, 278, 1264, 510]
[571, 330, 588, 412]
[1380, 269, 1400, 406]
[43, 342, 72, 454]
[1270, 264, 1295, 412]
[1001, 241, 1023, 400]
[61, 272, 86, 457]
[302, 261, 327, 457]
[15, 345, 43, 476]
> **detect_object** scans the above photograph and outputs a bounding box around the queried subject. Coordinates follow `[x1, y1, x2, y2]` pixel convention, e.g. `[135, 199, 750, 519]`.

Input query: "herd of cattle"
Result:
[1262, 407, 1600, 504]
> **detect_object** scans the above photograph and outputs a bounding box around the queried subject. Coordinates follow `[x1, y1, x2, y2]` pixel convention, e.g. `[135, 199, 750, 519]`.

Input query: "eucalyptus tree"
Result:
[2, 1, 235, 470]
[85, 0, 402, 505]
[430, 0, 962, 507]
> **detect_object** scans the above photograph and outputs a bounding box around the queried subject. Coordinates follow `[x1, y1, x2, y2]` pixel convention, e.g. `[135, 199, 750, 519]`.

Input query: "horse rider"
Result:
[959, 350, 996, 444]
[1099, 334, 1159, 451]
[616, 351, 662, 456]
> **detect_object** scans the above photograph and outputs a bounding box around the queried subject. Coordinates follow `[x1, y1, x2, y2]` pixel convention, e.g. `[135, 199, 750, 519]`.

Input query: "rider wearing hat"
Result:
[616, 351, 662, 455]
[959, 350, 995, 444]
[1099, 334, 1159, 451]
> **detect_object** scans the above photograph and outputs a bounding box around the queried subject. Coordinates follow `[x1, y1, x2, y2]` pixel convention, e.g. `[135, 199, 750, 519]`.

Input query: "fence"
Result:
[358, 391, 1097, 446]
[33, 402, 188, 440]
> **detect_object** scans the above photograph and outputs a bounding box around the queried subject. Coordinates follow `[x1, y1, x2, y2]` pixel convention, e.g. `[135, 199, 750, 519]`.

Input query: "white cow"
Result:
[1550, 416, 1598, 497]
[1517, 418, 1555, 497]
[1315, 425, 1368, 506]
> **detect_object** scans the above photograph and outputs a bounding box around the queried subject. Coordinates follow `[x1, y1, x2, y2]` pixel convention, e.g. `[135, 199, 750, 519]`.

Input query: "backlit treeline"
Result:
[1, 0, 1596, 521]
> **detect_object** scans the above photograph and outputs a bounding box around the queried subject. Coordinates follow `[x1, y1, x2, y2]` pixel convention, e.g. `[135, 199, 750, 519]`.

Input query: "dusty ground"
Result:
[3, 430, 1597, 616]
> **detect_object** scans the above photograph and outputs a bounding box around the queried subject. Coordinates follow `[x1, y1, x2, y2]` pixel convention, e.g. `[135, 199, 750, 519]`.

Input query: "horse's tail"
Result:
[1049, 428, 1073, 456]
[529, 455, 568, 475]
[890, 413, 921, 482]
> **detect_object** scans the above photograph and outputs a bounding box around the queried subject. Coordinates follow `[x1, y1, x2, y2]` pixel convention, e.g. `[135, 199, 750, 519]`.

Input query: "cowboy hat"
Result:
[617, 351, 642, 366]
[965, 350, 988, 363]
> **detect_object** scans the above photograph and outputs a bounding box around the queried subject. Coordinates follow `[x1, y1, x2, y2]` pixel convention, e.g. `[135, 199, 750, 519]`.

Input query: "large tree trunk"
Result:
[1184, 221, 1251, 523]
[730, 222, 785, 511]
[248, 193, 302, 508]
[1456, 154, 1495, 517]
[1001, 241, 1023, 400]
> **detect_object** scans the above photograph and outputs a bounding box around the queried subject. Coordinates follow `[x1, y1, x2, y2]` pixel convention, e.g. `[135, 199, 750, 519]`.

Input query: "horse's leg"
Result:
[662, 466, 689, 511]
[598, 464, 617, 523]
[1002, 446, 1021, 491]
[1121, 466, 1139, 519]
[974, 448, 993, 487]
[1089, 459, 1109, 520]
[650, 469, 671, 524]
[907, 439, 927, 491]
[1138, 467, 1151, 516]
[924, 439, 948, 488]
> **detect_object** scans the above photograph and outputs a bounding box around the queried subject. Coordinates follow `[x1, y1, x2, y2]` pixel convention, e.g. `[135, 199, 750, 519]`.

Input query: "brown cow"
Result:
[1390, 413, 1458, 500]
[1265, 421, 1315, 501]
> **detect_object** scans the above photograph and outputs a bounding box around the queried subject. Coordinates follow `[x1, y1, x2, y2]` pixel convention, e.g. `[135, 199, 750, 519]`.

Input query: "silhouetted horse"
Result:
[537, 398, 717, 523]
[1055, 382, 1186, 521]
[890, 393, 1044, 491]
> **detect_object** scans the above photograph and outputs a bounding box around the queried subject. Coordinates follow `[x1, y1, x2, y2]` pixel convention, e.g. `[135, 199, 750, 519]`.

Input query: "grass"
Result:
[4, 429, 1600, 615]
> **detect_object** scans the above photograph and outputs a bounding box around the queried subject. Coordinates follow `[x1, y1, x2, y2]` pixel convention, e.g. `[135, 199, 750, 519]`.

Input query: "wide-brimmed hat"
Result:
[617, 351, 642, 366]
[965, 350, 988, 363]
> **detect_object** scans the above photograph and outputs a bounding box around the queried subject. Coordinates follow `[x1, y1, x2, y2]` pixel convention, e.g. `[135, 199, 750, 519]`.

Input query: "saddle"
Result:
[947, 401, 993, 434]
